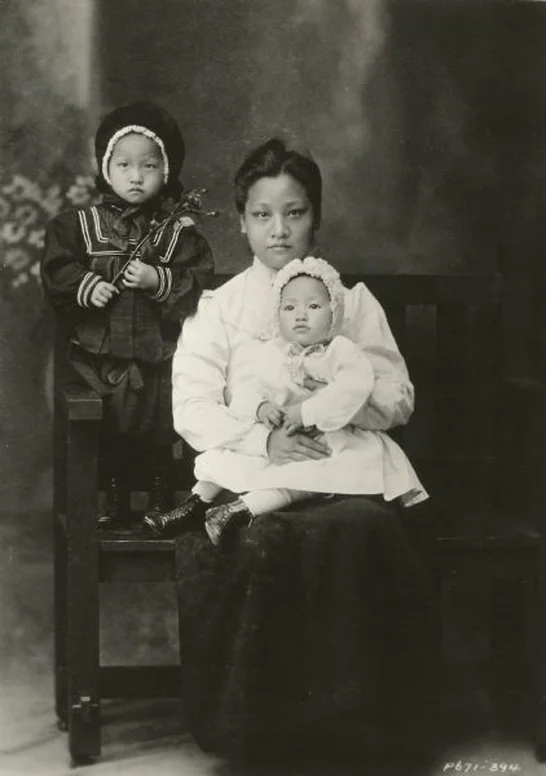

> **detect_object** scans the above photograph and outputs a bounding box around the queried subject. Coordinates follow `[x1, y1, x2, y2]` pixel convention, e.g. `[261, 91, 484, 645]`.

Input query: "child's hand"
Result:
[122, 259, 159, 292]
[303, 375, 327, 392]
[257, 401, 284, 429]
[283, 402, 303, 429]
[90, 280, 119, 308]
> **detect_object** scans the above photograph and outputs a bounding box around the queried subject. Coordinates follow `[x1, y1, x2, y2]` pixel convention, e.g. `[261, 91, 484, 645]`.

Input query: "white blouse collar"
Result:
[251, 256, 278, 286]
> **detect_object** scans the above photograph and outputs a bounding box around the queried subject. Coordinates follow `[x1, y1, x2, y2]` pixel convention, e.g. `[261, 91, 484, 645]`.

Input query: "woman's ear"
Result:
[240, 215, 247, 235]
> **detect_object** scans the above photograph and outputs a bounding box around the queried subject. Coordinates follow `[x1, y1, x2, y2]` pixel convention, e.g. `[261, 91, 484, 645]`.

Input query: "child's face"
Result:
[240, 173, 315, 271]
[279, 275, 332, 347]
[108, 133, 165, 204]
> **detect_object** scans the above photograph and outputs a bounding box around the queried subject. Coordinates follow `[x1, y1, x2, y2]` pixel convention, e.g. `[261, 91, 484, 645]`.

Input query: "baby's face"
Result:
[279, 275, 332, 347]
[108, 132, 165, 204]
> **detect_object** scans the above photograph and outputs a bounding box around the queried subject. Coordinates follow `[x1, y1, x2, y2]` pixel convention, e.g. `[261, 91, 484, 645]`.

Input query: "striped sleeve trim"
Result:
[77, 272, 102, 308]
[149, 266, 172, 302]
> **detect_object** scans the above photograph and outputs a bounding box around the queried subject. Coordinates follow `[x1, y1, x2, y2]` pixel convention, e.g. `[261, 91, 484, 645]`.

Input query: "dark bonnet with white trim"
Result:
[94, 101, 185, 195]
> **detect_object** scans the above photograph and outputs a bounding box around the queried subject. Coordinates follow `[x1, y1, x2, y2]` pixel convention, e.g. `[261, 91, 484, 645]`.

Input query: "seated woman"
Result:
[145, 255, 428, 547]
[167, 138, 441, 769]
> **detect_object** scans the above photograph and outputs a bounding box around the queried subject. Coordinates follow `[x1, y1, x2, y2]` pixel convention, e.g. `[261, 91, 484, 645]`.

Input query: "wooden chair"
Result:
[52, 271, 546, 764]
[53, 329, 194, 765]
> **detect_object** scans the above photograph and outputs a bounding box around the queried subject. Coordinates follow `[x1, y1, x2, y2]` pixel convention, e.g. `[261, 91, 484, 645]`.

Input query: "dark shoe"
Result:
[205, 499, 254, 550]
[142, 493, 207, 538]
[97, 477, 131, 533]
[144, 472, 174, 522]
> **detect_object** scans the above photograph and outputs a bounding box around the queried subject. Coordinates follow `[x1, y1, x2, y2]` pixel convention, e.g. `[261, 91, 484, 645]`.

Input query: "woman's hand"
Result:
[257, 400, 284, 429]
[123, 259, 159, 292]
[90, 280, 119, 308]
[266, 425, 331, 464]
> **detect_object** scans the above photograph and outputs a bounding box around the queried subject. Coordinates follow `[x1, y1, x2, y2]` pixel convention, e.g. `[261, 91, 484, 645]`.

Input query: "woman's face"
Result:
[240, 173, 315, 271]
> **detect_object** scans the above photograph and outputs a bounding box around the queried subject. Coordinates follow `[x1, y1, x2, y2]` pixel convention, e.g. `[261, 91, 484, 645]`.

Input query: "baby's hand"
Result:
[123, 259, 159, 292]
[303, 375, 327, 392]
[283, 402, 303, 429]
[90, 280, 119, 308]
[257, 401, 284, 429]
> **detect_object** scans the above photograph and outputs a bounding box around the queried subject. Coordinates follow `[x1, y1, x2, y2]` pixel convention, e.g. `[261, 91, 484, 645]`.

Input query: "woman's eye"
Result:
[117, 161, 128, 168]
[309, 303, 320, 310]
[283, 304, 294, 312]
[145, 163, 158, 169]
[288, 208, 306, 218]
[253, 211, 269, 219]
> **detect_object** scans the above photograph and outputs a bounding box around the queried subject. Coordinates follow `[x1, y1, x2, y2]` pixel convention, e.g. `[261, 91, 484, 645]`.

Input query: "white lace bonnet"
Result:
[271, 256, 345, 339]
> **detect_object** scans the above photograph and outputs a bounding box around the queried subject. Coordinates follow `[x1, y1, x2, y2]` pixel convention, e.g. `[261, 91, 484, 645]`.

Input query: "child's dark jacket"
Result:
[41, 201, 214, 365]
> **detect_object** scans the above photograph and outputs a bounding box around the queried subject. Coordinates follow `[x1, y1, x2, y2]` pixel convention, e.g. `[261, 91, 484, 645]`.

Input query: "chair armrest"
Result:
[56, 382, 103, 421]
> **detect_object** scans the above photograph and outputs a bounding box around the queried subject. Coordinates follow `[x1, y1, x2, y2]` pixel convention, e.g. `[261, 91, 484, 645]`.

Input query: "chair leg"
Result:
[65, 417, 101, 763]
[53, 517, 68, 730]
[53, 404, 69, 730]
[536, 545, 546, 761]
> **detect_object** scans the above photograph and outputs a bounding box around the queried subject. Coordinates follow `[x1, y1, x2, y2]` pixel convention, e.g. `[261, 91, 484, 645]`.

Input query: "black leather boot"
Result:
[143, 493, 207, 538]
[144, 470, 174, 523]
[205, 498, 254, 550]
[97, 476, 131, 532]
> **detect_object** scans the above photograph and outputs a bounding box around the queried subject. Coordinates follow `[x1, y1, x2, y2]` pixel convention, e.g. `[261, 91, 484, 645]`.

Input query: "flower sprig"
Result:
[111, 187, 219, 288]
[155, 187, 220, 223]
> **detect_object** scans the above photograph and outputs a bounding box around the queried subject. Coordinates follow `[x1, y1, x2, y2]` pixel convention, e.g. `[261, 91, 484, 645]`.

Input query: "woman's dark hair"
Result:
[234, 138, 322, 228]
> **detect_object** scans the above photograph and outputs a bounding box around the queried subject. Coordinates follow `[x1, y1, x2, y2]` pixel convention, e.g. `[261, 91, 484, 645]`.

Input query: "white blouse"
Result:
[172, 257, 414, 456]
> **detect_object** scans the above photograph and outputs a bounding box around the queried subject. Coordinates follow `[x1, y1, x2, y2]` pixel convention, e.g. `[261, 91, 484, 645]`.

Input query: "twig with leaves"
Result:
[111, 188, 219, 289]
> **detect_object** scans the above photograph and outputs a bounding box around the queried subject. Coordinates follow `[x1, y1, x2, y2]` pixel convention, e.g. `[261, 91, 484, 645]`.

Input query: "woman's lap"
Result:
[174, 495, 440, 760]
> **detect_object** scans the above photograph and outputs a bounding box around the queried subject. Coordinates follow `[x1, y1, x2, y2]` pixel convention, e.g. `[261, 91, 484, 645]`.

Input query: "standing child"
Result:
[41, 101, 214, 532]
[145, 256, 427, 546]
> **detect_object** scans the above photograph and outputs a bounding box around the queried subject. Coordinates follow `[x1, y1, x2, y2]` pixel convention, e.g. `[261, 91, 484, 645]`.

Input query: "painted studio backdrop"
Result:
[1, 0, 546, 515]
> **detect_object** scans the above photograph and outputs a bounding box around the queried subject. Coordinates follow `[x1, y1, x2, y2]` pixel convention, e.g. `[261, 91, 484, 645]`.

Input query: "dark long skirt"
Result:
[174, 495, 441, 763]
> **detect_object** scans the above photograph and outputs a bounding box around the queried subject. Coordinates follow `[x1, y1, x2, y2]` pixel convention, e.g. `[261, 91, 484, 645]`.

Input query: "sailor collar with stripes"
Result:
[75, 204, 195, 309]
[76, 204, 195, 262]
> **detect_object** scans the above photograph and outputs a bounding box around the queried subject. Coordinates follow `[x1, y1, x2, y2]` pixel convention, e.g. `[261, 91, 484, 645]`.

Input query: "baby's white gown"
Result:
[194, 336, 428, 507]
